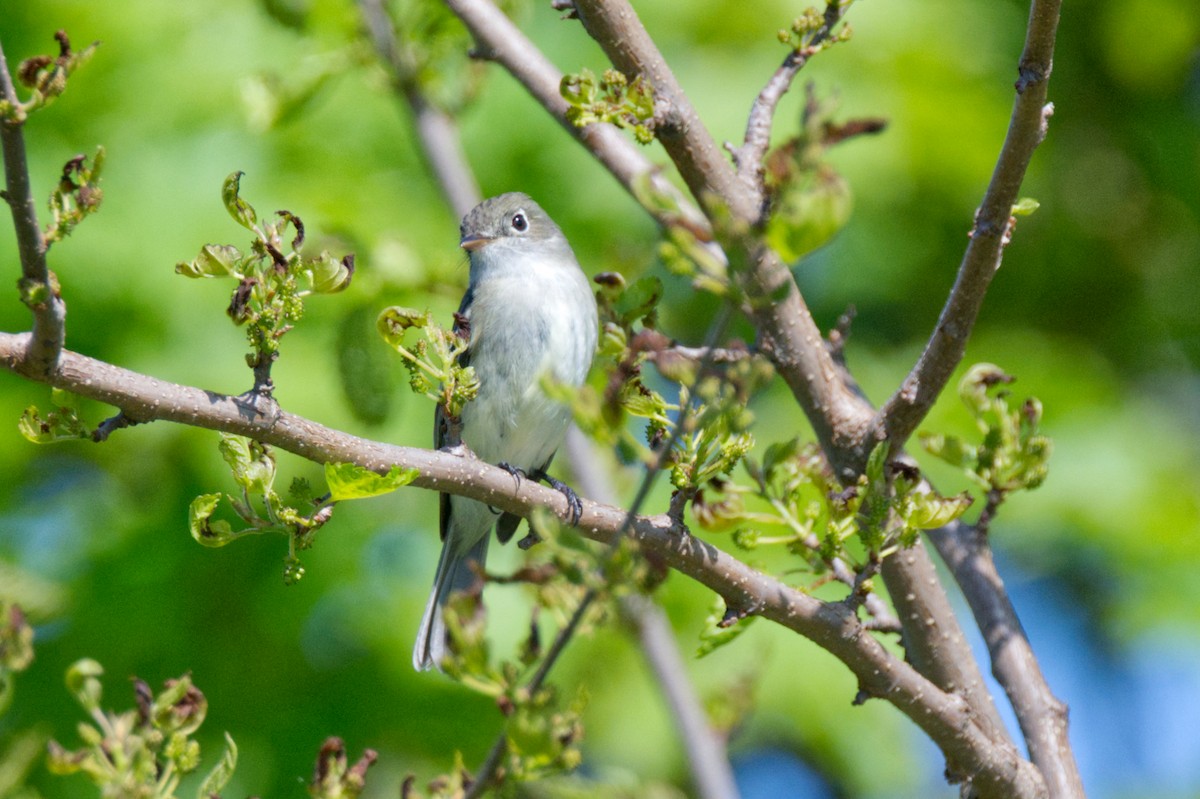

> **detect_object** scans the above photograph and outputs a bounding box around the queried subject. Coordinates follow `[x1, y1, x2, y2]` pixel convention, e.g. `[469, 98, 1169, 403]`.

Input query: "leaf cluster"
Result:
[188, 434, 333, 584]
[46, 660, 237, 799]
[175, 172, 354, 380]
[43, 148, 105, 247]
[39, 659, 379, 799]
[776, 4, 854, 54]
[376, 306, 478, 420]
[18, 388, 91, 444]
[763, 89, 885, 263]
[561, 68, 656, 145]
[921, 363, 1052, 497]
[1, 31, 98, 123]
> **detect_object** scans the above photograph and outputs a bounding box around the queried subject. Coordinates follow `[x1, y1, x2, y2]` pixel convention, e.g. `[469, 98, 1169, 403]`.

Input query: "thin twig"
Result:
[875, 0, 1062, 450]
[358, 0, 481, 218]
[929, 516, 1082, 799]
[730, 0, 851, 210]
[0, 38, 66, 376]
[466, 302, 738, 794]
[462, 586, 597, 799]
[621, 594, 741, 799]
[565, 375, 742, 799]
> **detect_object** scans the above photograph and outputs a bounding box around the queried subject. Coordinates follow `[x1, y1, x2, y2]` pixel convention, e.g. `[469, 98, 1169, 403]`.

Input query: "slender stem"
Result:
[467, 301, 737, 793]
[565, 369, 742, 799]
[876, 0, 1062, 450]
[929, 519, 1083, 799]
[621, 594, 741, 799]
[0, 38, 66, 376]
[462, 587, 597, 799]
[732, 0, 851, 209]
[358, 0, 481, 218]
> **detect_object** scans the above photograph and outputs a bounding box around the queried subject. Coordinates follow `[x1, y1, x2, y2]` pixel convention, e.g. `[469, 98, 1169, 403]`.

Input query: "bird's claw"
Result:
[498, 462, 526, 489]
[535, 470, 583, 526]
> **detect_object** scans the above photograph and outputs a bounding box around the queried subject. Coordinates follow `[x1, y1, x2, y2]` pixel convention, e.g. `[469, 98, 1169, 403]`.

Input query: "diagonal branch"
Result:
[0, 40, 66, 377]
[0, 330, 1044, 798]
[729, 0, 851, 209]
[929, 518, 1082, 799]
[358, 0, 481, 219]
[621, 594, 741, 799]
[875, 0, 1061, 449]
[567, 427, 742, 799]
[442, 0, 711, 237]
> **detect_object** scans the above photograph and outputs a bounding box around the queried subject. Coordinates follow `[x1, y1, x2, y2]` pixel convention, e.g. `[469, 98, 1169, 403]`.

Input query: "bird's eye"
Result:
[510, 212, 528, 233]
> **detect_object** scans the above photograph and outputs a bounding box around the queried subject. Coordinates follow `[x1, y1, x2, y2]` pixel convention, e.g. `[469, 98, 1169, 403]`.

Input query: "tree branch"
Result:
[0, 331, 1044, 797]
[729, 0, 850, 208]
[0, 39, 66, 377]
[929, 520, 1083, 799]
[442, 0, 711, 237]
[621, 594, 741, 799]
[358, 0, 481, 219]
[442, 1, 1014, 774]
[566, 427, 742, 799]
[875, 0, 1061, 449]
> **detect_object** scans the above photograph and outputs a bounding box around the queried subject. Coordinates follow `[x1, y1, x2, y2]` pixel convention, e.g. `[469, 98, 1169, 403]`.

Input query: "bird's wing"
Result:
[437, 284, 475, 542]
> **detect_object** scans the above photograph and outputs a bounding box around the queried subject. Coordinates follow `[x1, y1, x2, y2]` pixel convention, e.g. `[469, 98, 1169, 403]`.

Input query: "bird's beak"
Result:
[460, 233, 492, 252]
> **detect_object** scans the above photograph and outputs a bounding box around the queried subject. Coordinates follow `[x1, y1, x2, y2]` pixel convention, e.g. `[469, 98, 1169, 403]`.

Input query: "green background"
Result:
[1, 1, 1198, 797]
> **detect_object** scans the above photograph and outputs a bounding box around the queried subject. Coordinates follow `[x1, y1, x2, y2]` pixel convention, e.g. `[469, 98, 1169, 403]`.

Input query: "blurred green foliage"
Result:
[1, 1, 1198, 798]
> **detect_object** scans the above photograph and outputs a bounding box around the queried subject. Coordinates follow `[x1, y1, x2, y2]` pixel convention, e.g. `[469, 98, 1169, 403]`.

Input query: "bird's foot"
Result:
[498, 461, 527, 488]
[533, 469, 583, 526]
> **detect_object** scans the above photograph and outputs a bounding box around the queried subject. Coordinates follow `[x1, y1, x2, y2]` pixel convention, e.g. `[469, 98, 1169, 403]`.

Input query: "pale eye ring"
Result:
[510, 212, 528, 233]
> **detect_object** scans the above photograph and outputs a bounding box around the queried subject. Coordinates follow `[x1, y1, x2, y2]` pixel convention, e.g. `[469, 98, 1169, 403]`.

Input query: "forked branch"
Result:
[0, 330, 1043, 797]
[0, 39, 66, 376]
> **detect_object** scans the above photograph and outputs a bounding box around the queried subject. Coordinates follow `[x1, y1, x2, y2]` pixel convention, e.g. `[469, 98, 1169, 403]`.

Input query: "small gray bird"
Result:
[413, 193, 599, 672]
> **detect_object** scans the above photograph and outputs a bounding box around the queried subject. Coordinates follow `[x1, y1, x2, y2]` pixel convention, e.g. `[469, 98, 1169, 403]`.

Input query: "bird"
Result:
[413, 192, 599, 672]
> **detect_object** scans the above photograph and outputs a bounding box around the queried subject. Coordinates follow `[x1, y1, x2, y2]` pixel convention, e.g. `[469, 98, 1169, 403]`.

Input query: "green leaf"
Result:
[189, 493, 235, 547]
[175, 243, 243, 278]
[761, 436, 802, 482]
[307, 251, 354, 293]
[221, 171, 258, 230]
[765, 166, 852, 262]
[1011, 197, 1040, 216]
[325, 462, 419, 501]
[696, 598, 756, 657]
[65, 658, 104, 713]
[17, 403, 90, 443]
[376, 305, 431, 346]
[919, 432, 976, 470]
[218, 434, 275, 494]
[196, 732, 238, 799]
[614, 276, 663, 325]
[908, 490, 974, 530]
[337, 308, 396, 426]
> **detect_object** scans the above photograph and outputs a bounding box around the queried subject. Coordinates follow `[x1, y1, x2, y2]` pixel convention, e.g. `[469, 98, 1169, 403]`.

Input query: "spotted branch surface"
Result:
[0, 330, 1043, 795]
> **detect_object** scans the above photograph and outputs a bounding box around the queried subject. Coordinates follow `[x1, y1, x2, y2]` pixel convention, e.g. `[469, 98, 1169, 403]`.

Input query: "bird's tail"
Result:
[412, 534, 490, 671]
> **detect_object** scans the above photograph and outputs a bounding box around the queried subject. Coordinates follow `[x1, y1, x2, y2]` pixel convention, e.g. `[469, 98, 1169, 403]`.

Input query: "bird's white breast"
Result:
[458, 250, 597, 471]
